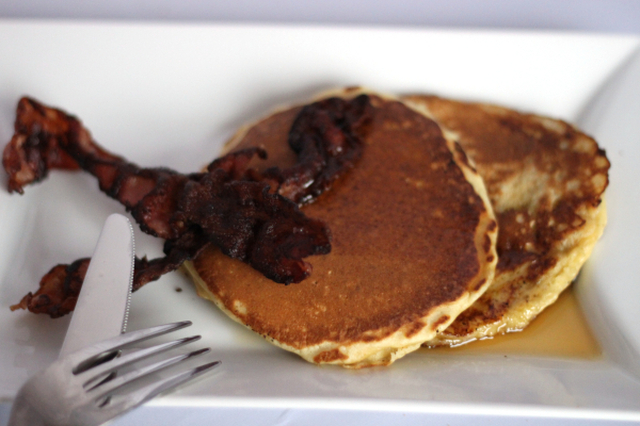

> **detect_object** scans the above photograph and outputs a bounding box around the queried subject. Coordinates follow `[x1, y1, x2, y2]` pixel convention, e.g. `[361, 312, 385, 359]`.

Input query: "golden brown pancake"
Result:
[185, 90, 498, 367]
[403, 95, 609, 347]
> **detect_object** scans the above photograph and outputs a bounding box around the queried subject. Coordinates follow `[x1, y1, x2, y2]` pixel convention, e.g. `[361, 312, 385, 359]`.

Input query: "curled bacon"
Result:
[5, 95, 372, 317]
[253, 95, 372, 204]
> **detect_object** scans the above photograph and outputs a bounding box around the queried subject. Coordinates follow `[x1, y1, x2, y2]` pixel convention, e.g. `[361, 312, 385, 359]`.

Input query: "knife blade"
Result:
[59, 213, 135, 358]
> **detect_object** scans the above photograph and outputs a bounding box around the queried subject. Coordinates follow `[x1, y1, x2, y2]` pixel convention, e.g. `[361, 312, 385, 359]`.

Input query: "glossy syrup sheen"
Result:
[425, 285, 601, 359]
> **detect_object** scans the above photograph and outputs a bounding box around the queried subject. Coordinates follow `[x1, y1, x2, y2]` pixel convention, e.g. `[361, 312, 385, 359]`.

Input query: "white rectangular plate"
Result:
[1, 21, 640, 424]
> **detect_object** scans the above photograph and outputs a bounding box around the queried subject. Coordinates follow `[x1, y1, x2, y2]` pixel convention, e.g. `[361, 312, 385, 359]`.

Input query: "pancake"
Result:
[185, 90, 498, 367]
[403, 95, 609, 347]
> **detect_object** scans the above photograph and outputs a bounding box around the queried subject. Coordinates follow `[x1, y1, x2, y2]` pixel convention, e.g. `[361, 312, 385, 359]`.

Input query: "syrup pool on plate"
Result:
[426, 285, 601, 359]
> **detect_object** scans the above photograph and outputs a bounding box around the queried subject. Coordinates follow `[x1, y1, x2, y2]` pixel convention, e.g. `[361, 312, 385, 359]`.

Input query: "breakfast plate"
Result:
[0, 22, 639, 425]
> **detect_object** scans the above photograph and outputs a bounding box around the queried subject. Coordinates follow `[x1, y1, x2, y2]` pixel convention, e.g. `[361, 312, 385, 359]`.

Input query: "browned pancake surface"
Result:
[404, 95, 609, 343]
[190, 94, 496, 365]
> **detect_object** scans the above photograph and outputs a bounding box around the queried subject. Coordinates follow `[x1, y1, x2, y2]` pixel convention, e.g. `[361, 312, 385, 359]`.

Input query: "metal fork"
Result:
[8, 320, 220, 426]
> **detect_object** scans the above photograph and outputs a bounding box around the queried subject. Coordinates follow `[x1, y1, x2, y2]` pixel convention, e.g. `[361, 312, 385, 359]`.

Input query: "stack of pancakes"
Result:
[184, 88, 609, 368]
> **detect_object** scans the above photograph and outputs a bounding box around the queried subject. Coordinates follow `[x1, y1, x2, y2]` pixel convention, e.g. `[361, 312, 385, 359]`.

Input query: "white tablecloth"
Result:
[1, 0, 639, 34]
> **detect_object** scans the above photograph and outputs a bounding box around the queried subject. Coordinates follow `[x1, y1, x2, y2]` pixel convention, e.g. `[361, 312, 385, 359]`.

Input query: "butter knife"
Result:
[59, 213, 135, 357]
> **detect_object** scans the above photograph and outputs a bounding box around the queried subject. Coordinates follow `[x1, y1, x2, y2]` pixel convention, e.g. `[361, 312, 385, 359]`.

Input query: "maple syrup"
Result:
[426, 285, 601, 358]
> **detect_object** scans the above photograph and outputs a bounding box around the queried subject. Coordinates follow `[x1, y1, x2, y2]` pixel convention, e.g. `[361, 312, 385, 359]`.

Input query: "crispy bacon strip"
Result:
[250, 95, 372, 204]
[5, 95, 372, 317]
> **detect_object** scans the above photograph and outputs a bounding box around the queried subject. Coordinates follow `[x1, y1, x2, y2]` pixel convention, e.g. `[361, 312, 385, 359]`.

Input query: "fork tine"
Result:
[99, 360, 221, 413]
[82, 335, 202, 390]
[72, 321, 192, 374]
[90, 347, 213, 400]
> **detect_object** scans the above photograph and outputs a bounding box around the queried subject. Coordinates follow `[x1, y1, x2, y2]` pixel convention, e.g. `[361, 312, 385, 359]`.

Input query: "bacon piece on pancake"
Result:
[186, 91, 498, 367]
[4, 95, 372, 317]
